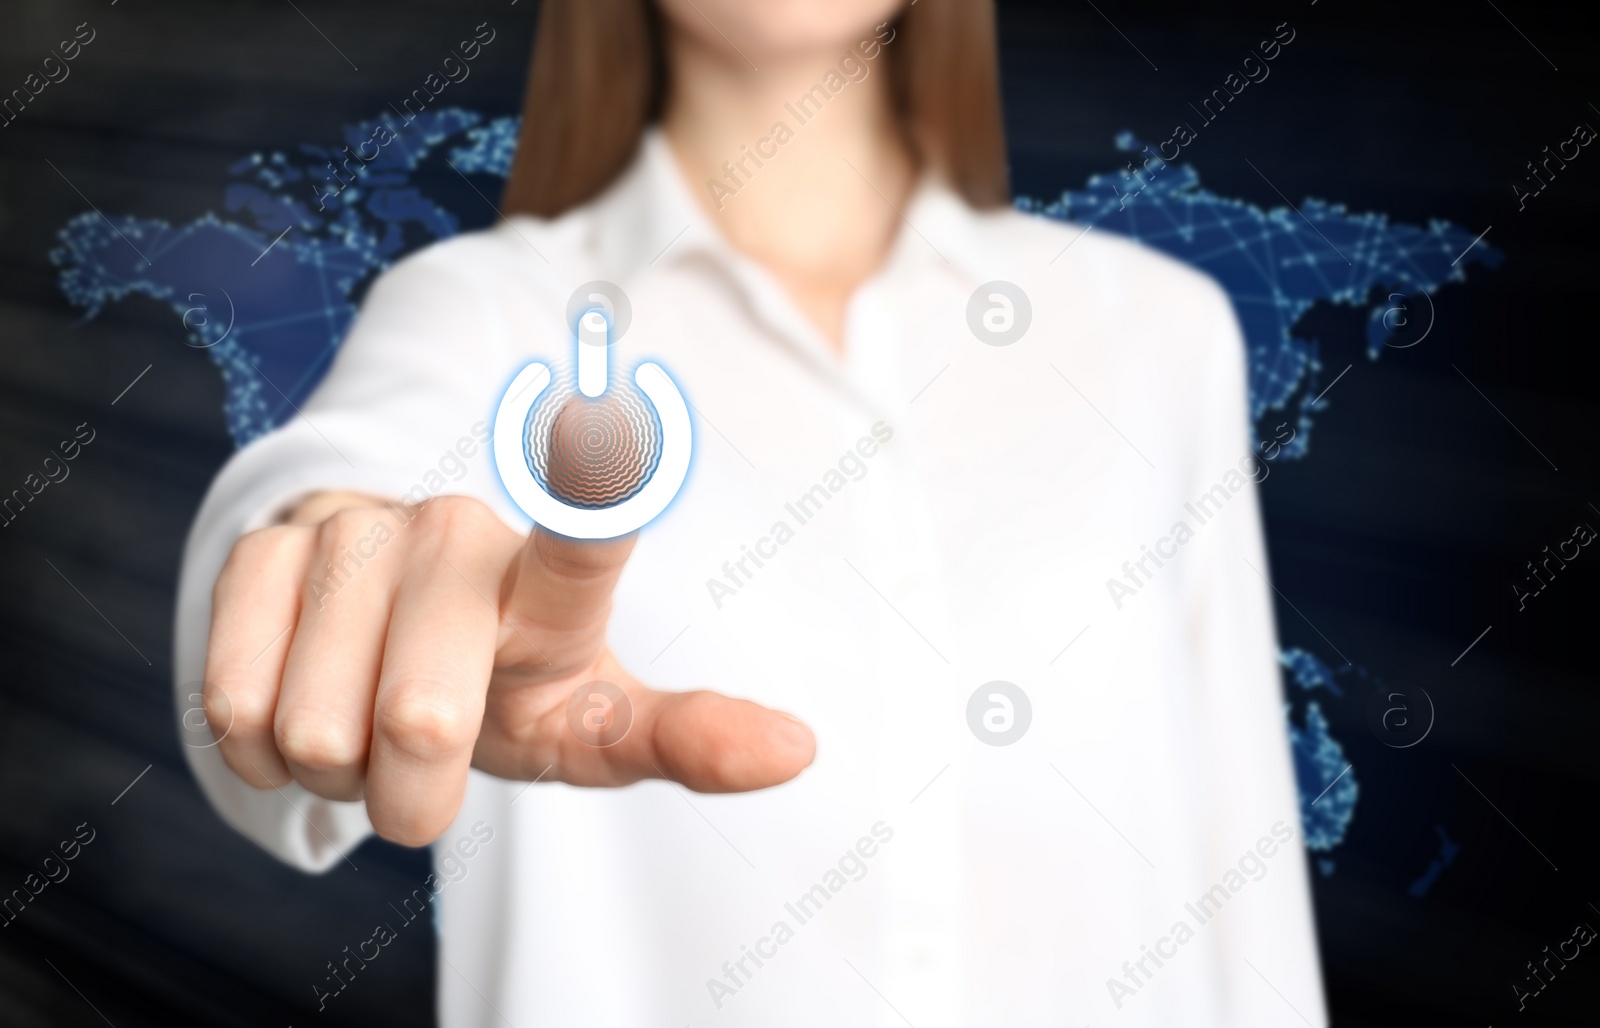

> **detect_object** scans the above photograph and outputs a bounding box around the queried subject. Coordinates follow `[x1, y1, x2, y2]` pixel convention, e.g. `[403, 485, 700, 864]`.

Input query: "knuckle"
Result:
[317, 506, 376, 546]
[275, 706, 367, 771]
[375, 686, 476, 762]
[218, 524, 307, 592]
[414, 495, 493, 539]
[200, 685, 230, 727]
[205, 675, 270, 726]
[237, 523, 307, 561]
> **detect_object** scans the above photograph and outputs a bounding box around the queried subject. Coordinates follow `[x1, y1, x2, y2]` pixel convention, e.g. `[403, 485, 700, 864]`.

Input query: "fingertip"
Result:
[370, 817, 449, 850]
[772, 710, 817, 776]
[366, 780, 467, 848]
[649, 693, 817, 793]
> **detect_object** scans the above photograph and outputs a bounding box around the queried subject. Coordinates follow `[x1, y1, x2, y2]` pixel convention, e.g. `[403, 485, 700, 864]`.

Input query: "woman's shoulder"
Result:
[967, 201, 1231, 314]
[947, 201, 1239, 371]
[386, 210, 586, 279]
[359, 211, 594, 323]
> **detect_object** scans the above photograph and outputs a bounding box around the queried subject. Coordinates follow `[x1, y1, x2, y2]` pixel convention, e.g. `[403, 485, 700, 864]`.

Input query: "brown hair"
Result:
[500, 0, 1009, 219]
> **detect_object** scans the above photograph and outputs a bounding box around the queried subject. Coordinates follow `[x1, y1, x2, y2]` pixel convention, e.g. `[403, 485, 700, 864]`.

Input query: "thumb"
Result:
[644, 689, 817, 792]
[563, 679, 818, 793]
[499, 527, 635, 670]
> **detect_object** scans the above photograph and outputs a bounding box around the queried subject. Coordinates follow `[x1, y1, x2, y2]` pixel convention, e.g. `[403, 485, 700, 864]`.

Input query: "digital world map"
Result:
[51, 108, 1505, 874]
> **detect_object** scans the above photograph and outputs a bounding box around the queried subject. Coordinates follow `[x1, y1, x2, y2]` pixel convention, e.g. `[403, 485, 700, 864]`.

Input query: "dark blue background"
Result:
[2, 0, 1596, 1024]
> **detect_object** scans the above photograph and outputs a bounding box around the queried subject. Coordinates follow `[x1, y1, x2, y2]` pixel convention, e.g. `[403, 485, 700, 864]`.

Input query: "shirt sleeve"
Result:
[172, 246, 512, 872]
[1181, 283, 1329, 1025]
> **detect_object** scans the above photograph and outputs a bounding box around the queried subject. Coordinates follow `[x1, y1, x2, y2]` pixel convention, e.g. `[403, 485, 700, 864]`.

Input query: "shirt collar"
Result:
[589, 126, 995, 288]
[580, 127, 1001, 419]
[586, 128, 723, 281]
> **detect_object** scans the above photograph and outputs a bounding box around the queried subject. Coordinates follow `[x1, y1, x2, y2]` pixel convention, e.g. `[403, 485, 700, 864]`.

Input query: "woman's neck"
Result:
[661, 25, 915, 351]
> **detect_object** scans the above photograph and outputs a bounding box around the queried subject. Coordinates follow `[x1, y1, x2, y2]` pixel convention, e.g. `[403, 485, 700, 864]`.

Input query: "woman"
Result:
[176, 0, 1325, 1023]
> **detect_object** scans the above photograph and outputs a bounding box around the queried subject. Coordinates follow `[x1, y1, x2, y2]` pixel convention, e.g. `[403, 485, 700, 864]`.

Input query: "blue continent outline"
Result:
[52, 113, 1504, 866]
[1020, 132, 1503, 455]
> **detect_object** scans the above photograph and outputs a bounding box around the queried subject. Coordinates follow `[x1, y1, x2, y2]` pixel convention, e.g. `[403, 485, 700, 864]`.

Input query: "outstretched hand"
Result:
[203, 491, 815, 846]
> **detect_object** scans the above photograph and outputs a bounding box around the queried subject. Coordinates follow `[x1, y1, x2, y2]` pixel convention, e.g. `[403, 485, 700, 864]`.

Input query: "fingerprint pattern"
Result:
[526, 377, 662, 508]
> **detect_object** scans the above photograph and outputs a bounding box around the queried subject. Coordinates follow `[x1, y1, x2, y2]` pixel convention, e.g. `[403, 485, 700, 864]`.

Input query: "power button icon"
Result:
[492, 308, 692, 539]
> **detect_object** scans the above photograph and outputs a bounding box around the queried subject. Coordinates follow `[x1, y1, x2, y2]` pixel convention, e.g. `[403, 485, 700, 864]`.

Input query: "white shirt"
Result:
[175, 129, 1325, 1026]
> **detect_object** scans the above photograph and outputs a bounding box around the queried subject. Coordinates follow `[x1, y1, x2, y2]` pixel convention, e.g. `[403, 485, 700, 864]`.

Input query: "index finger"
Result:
[499, 527, 635, 673]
